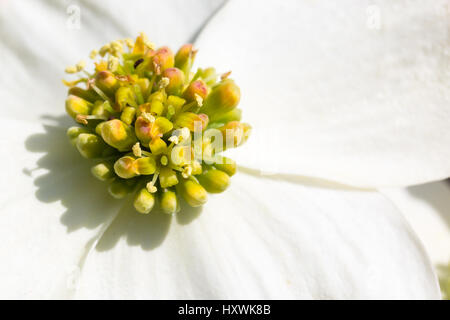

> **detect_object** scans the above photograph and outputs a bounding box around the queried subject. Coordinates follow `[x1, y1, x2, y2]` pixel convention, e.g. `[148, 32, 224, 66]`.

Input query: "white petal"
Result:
[0, 119, 125, 298]
[73, 172, 439, 299]
[0, 0, 226, 299]
[0, 0, 225, 121]
[195, 0, 450, 187]
[381, 181, 450, 266]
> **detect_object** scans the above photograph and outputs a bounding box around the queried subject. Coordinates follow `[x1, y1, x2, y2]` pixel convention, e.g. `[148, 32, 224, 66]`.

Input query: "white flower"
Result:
[0, 0, 447, 299]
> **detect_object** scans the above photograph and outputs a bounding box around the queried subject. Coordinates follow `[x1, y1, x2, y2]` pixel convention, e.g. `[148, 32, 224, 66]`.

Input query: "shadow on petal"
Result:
[24, 114, 203, 251]
[95, 199, 173, 251]
[407, 180, 450, 229]
[24, 115, 114, 232]
[176, 199, 204, 225]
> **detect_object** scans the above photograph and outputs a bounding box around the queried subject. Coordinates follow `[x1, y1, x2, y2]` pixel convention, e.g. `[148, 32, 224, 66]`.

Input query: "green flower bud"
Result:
[95, 121, 105, 136]
[76, 133, 114, 159]
[191, 160, 203, 175]
[134, 116, 152, 145]
[150, 99, 164, 116]
[115, 86, 136, 112]
[202, 79, 241, 116]
[159, 166, 178, 188]
[175, 44, 196, 75]
[135, 116, 172, 146]
[108, 179, 135, 199]
[137, 78, 151, 100]
[147, 90, 166, 103]
[91, 161, 115, 181]
[95, 70, 119, 96]
[134, 188, 155, 214]
[68, 87, 99, 103]
[63, 34, 252, 214]
[114, 156, 137, 179]
[213, 156, 237, 176]
[92, 101, 112, 119]
[183, 79, 208, 102]
[195, 67, 217, 86]
[66, 95, 92, 119]
[197, 168, 230, 193]
[149, 137, 167, 155]
[101, 119, 137, 151]
[219, 121, 251, 149]
[176, 177, 208, 207]
[67, 126, 91, 146]
[162, 67, 185, 95]
[166, 95, 186, 115]
[152, 46, 174, 74]
[174, 112, 207, 132]
[154, 117, 173, 136]
[210, 108, 242, 123]
[120, 106, 136, 125]
[160, 189, 179, 214]
[134, 156, 156, 175]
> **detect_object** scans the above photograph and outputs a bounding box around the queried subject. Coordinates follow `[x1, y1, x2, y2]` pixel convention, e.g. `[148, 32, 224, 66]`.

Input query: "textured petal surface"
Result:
[73, 172, 439, 299]
[195, 0, 450, 187]
[0, 0, 224, 298]
[0, 0, 441, 300]
[0, 0, 225, 121]
[0, 118, 123, 298]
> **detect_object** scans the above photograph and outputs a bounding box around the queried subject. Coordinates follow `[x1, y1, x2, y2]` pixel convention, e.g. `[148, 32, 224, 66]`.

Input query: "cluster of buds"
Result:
[64, 33, 251, 214]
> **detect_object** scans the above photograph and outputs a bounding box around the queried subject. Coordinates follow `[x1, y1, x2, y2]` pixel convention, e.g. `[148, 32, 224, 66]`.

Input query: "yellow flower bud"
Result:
[160, 189, 179, 214]
[197, 168, 230, 193]
[191, 160, 203, 175]
[213, 156, 237, 176]
[95, 70, 119, 96]
[147, 90, 166, 103]
[76, 133, 114, 159]
[114, 156, 137, 179]
[219, 121, 251, 149]
[68, 87, 99, 103]
[166, 95, 186, 115]
[152, 46, 175, 74]
[173, 112, 207, 132]
[136, 77, 151, 100]
[152, 117, 173, 137]
[149, 137, 167, 155]
[175, 44, 197, 75]
[67, 126, 91, 146]
[120, 106, 136, 125]
[183, 79, 208, 103]
[101, 119, 137, 151]
[95, 121, 105, 136]
[65, 95, 92, 119]
[115, 86, 136, 112]
[159, 166, 178, 188]
[134, 188, 155, 214]
[134, 156, 157, 175]
[195, 67, 217, 86]
[210, 108, 242, 123]
[176, 177, 208, 207]
[202, 79, 241, 116]
[134, 116, 152, 145]
[162, 67, 185, 95]
[150, 99, 165, 116]
[91, 161, 115, 181]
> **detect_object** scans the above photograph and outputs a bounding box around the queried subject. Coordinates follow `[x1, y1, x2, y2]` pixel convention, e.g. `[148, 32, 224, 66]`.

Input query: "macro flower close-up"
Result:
[0, 0, 449, 301]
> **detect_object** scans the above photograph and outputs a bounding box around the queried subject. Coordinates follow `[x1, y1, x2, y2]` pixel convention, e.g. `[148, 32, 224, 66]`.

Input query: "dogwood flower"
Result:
[0, 0, 448, 299]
